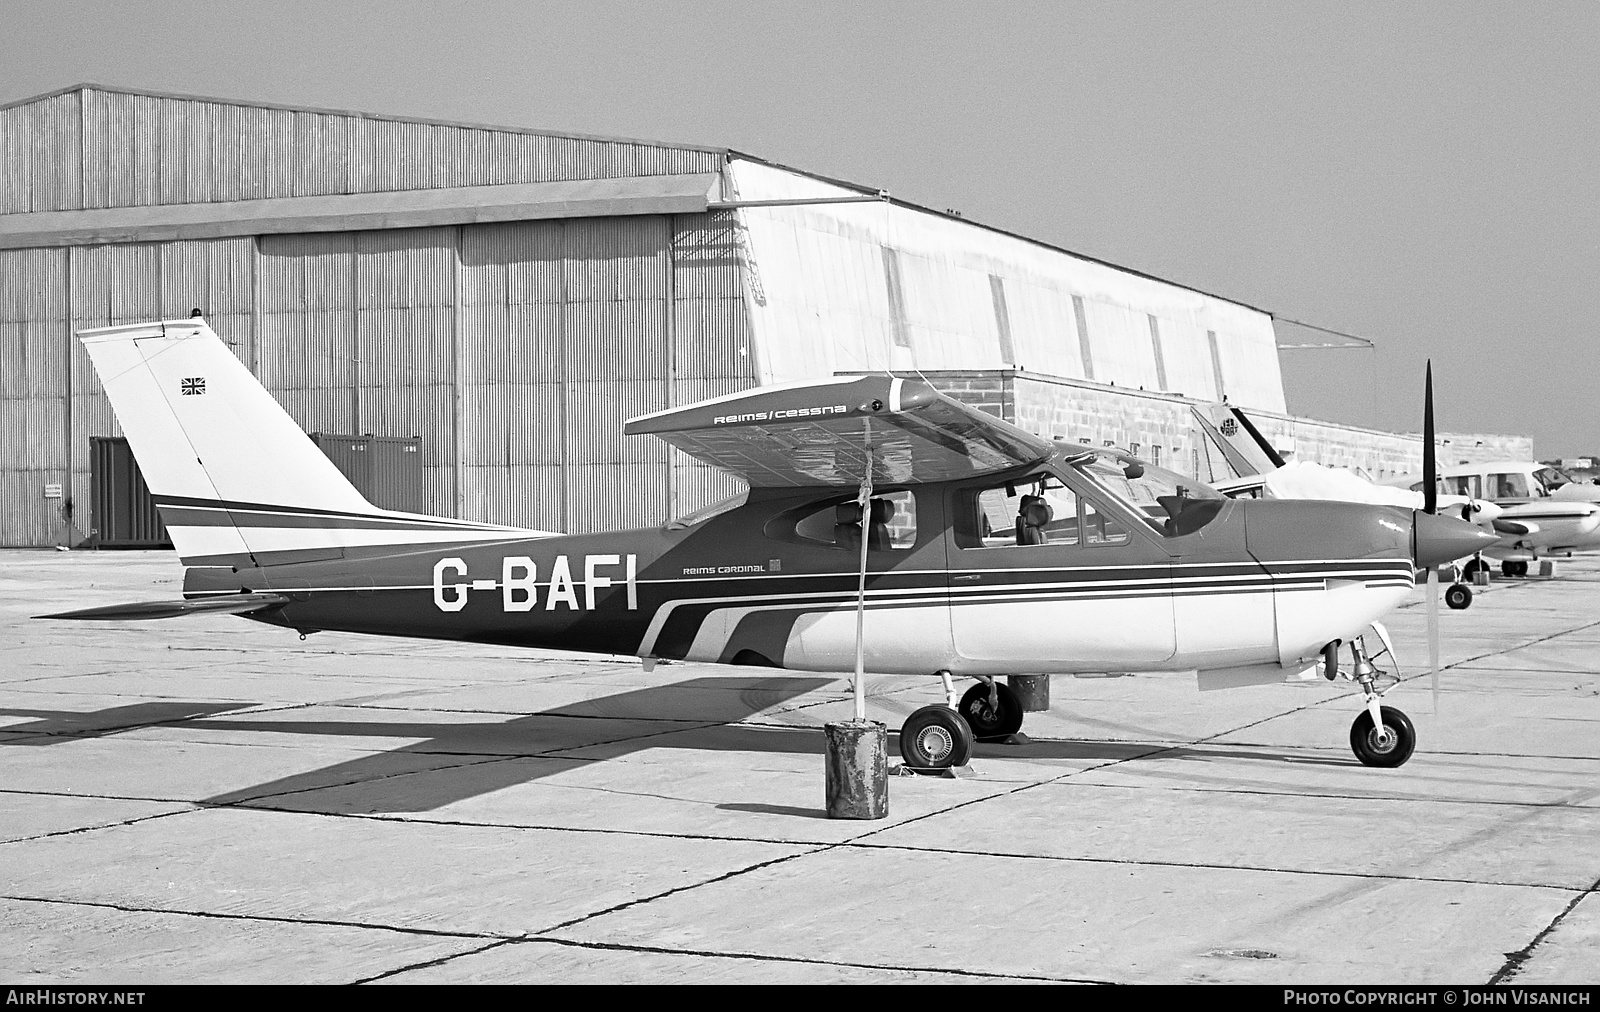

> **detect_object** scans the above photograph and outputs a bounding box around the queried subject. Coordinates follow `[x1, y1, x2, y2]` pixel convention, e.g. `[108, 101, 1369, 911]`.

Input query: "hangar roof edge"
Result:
[0, 82, 731, 156]
[727, 150, 1279, 322]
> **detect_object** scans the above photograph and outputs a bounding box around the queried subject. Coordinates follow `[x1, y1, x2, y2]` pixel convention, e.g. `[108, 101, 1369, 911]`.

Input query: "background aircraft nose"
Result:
[1413, 510, 1498, 568]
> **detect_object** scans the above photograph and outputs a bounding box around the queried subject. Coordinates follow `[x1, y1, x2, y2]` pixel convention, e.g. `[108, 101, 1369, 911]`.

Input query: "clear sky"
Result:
[3, 1, 1596, 455]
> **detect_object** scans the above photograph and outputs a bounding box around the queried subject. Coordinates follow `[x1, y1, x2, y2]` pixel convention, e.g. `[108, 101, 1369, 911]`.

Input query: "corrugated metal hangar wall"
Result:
[0, 85, 1531, 548]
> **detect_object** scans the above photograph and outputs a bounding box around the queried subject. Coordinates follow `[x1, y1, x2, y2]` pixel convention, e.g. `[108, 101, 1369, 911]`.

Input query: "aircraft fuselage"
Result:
[185, 471, 1419, 679]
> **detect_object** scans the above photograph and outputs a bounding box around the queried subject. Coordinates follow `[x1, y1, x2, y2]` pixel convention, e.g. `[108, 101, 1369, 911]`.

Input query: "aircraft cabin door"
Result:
[944, 472, 1176, 672]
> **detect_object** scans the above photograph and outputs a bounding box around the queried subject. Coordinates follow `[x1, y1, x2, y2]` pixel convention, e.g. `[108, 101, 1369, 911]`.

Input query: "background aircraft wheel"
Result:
[1462, 558, 1487, 578]
[1502, 560, 1529, 578]
[1444, 583, 1472, 610]
[1349, 706, 1416, 768]
[899, 705, 973, 768]
[958, 681, 1024, 741]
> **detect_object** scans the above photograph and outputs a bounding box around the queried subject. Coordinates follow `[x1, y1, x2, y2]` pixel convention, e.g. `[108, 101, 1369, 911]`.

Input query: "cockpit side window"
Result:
[967, 476, 1081, 549]
[1494, 472, 1531, 499]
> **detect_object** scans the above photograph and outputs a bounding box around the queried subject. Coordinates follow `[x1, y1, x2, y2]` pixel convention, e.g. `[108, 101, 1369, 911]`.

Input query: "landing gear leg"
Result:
[939, 669, 959, 710]
[1347, 639, 1415, 768]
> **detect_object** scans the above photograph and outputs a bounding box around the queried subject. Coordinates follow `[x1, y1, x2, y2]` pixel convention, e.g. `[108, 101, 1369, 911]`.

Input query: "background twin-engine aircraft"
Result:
[46, 319, 1495, 770]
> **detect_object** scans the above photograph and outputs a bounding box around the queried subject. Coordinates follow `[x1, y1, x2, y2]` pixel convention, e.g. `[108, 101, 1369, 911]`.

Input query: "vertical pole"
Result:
[852, 420, 873, 721]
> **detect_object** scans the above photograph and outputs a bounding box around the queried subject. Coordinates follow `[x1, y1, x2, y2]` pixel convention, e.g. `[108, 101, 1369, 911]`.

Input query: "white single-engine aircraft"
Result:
[43, 320, 1495, 769]
[1388, 462, 1600, 577]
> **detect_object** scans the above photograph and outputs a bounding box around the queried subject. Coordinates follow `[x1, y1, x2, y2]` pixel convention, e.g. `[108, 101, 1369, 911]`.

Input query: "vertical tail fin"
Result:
[79, 319, 539, 566]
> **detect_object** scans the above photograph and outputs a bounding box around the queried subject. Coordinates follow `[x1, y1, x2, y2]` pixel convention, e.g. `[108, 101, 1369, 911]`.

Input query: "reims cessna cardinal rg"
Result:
[44, 319, 1495, 769]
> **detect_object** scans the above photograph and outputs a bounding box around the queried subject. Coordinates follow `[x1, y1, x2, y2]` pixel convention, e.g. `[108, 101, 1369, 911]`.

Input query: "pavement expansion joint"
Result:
[351, 938, 520, 984]
[0, 806, 196, 847]
[845, 840, 1580, 892]
[519, 935, 1106, 984]
[0, 892, 509, 942]
[205, 753, 524, 807]
[537, 845, 835, 936]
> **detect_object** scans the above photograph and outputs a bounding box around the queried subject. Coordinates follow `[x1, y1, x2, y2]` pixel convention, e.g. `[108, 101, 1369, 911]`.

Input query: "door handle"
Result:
[952, 574, 982, 582]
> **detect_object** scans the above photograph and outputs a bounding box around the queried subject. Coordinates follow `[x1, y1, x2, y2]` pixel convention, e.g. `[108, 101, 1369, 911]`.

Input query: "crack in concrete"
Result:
[1487, 875, 1600, 985]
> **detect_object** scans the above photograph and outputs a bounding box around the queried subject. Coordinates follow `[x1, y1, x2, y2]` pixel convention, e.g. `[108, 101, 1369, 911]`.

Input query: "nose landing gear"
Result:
[1344, 636, 1416, 768]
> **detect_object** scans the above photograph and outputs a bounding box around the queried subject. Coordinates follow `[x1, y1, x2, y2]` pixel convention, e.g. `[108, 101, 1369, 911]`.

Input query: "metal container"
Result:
[88, 436, 169, 547]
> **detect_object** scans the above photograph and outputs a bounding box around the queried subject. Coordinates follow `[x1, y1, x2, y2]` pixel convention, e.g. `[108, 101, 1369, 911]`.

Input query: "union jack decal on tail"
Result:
[181, 377, 205, 396]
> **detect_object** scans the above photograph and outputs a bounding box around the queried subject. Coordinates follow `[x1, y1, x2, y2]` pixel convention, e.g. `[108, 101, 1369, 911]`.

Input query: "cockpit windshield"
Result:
[1533, 466, 1571, 492]
[1068, 450, 1226, 537]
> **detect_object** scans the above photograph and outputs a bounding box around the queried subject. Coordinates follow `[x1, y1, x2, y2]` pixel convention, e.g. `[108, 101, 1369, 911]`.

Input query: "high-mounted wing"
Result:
[626, 376, 1053, 487]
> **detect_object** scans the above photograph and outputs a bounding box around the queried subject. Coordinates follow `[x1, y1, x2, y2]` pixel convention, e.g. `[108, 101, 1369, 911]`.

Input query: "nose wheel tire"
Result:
[958, 681, 1025, 741]
[899, 705, 974, 768]
[1349, 705, 1416, 768]
[1444, 583, 1473, 610]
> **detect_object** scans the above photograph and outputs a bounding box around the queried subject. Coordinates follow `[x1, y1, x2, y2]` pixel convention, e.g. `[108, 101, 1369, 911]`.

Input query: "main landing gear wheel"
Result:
[899, 705, 974, 769]
[958, 681, 1024, 741]
[1463, 558, 1488, 579]
[1502, 560, 1529, 578]
[1445, 583, 1473, 610]
[1349, 706, 1416, 768]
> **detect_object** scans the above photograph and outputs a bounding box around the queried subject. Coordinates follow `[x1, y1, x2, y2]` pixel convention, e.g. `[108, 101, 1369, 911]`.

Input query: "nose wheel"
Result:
[1444, 583, 1472, 610]
[1350, 706, 1416, 767]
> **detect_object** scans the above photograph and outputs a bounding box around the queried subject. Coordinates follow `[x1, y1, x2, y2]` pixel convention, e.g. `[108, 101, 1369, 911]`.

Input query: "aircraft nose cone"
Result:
[1413, 510, 1499, 568]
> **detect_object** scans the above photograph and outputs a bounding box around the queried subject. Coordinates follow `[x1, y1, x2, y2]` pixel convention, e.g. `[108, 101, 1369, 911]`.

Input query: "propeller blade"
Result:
[1423, 360, 1437, 515]
[1427, 568, 1441, 714]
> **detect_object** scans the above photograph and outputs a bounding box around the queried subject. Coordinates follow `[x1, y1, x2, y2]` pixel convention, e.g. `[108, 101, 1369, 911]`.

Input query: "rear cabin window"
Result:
[1494, 473, 1532, 498]
[1446, 476, 1482, 498]
[792, 490, 916, 550]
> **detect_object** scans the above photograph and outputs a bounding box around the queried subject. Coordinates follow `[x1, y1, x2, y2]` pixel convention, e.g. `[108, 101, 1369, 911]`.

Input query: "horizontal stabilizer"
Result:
[37, 593, 289, 621]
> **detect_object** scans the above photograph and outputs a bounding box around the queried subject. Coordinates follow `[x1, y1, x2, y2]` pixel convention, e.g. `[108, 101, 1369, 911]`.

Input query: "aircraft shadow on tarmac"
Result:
[1, 677, 1352, 815]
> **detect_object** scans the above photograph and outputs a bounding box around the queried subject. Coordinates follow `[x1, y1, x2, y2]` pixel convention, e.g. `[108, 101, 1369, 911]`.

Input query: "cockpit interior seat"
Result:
[835, 498, 896, 552]
[1016, 494, 1053, 545]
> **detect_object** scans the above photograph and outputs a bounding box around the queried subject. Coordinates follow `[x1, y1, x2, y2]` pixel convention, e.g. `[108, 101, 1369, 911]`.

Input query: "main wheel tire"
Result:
[958, 681, 1025, 741]
[1445, 583, 1473, 610]
[1503, 560, 1529, 578]
[1463, 558, 1487, 578]
[1349, 705, 1416, 768]
[899, 705, 973, 768]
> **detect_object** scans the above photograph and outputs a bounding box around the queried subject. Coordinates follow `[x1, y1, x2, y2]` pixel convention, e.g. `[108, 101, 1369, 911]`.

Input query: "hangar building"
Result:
[0, 84, 1530, 548]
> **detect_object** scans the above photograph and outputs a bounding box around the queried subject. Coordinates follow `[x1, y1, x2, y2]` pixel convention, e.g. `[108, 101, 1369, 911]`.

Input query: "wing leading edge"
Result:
[626, 376, 1054, 488]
